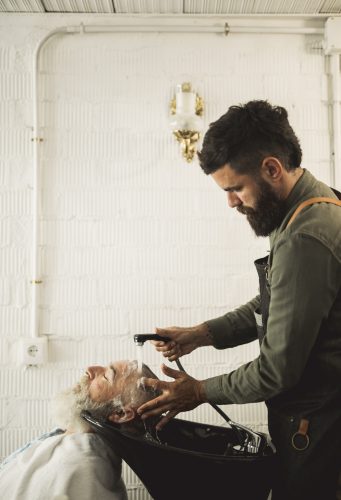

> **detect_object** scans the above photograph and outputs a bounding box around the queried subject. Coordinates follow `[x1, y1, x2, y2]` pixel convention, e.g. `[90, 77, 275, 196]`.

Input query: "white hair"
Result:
[50, 365, 160, 433]
[50, 375, 122, 433]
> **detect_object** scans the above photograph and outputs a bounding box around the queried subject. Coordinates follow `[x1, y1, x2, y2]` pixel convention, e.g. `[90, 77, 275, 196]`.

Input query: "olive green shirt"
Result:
[203, 170, 341, 407]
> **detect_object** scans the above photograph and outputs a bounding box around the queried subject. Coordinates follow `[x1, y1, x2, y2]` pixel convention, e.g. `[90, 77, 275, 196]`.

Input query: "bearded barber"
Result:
[138, 100, 341, 500]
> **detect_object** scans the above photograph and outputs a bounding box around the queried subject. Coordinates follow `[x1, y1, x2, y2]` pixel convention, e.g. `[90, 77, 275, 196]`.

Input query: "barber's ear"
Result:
[108, 406, 136, 424]
[261, 157, 283, 181]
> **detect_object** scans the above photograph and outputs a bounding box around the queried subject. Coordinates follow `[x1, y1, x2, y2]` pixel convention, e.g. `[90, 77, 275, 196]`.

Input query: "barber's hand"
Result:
[137, 364, 207, 430]
[151, 324, 212, 362]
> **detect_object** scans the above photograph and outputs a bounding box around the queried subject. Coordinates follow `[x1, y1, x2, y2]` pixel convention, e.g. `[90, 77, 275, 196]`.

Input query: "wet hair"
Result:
[50, 366, 159, 433]
[198, 100, 302, 175]
[50, 380, 123, 433]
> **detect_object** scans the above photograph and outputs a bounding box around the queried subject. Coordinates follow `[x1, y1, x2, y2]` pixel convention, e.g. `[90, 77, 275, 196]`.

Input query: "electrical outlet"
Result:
[19, 337, 48, 366]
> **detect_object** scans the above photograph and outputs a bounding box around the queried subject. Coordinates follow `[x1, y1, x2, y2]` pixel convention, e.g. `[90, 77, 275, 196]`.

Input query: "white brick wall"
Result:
[0, 13, 337, 499]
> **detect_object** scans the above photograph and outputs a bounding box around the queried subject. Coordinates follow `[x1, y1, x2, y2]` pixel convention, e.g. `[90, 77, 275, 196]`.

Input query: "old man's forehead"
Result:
[111, 360, 138, 373]
[111, 361, 157, 381]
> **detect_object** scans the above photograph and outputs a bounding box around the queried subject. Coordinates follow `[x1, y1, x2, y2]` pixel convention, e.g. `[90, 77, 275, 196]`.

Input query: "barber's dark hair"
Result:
[198, 100, 302, 175]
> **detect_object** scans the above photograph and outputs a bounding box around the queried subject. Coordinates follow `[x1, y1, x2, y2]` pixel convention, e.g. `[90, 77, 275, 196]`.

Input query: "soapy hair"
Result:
[50, 368, 157, 433]
[50, 376, 123, 433]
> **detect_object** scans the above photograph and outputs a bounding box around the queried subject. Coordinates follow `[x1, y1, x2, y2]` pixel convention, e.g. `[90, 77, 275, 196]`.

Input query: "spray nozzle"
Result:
[134, 334, 170, 346]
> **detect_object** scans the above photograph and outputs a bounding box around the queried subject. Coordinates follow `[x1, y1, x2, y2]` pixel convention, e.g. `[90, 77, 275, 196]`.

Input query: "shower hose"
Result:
[134, 333, 245, 443]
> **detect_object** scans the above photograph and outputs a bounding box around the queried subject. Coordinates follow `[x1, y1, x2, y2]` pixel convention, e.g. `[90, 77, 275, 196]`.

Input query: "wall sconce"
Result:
[170, 82, 204, 163]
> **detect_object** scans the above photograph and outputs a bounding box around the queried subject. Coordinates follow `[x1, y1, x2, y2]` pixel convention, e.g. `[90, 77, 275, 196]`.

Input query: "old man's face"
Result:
[51, 360, 158, 432]
[84, 360, 156, 406]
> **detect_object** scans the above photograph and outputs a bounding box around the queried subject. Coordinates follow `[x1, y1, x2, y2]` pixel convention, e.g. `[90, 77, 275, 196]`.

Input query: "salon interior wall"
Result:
[0, 12, 336, 497]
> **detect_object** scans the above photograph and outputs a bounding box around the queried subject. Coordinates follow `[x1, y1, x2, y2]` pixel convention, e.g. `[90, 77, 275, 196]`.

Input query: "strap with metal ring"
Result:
[291, 431, 310, 451]
[291, 418, 310, 451]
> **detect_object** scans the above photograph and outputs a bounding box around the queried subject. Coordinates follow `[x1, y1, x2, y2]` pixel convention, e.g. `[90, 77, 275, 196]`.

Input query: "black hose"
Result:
[134, 333, 244, 444]
[175, 359, 244, 444]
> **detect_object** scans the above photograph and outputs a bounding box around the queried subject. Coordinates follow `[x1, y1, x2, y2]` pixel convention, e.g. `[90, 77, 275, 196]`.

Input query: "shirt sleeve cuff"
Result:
[202, 376, 234, 405]
[205, 316, 236, 349]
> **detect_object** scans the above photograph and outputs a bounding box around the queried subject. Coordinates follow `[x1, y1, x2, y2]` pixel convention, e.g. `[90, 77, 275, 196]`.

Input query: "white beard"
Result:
[49, 366, 160, 433]
[50, 376, 91, 432]
[49, 380, 92, 433]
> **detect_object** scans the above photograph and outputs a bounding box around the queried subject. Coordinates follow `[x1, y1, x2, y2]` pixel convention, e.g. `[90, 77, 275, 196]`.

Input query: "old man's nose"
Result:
[86, 366, 103, 379]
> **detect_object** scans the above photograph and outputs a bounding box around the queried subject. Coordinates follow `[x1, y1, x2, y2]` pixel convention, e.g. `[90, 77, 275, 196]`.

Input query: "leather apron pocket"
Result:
[268, 407, 341, 500]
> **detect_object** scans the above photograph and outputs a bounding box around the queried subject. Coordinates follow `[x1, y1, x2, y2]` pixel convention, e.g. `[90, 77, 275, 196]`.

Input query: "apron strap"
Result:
[287, 197, 341, 228]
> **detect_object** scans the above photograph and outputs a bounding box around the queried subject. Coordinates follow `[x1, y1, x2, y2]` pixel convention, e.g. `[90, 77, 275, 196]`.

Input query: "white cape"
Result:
[0, 432, 127, 500]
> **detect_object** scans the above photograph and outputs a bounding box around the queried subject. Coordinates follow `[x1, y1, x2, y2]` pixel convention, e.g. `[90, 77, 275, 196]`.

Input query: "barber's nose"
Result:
[86, 366, 103, 380]
[227, 191, 242, 208]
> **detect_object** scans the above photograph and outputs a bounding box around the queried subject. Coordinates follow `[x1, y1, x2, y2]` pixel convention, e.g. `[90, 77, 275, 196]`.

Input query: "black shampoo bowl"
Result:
[83, 412, 275, 500]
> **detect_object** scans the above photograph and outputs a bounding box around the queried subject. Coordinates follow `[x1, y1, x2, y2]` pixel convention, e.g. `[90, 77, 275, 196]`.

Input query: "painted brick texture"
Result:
[0, 13, 337, 499]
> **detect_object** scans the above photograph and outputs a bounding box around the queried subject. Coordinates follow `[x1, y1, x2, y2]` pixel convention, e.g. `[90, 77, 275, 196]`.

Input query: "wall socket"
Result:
[19, 337, 48, 366]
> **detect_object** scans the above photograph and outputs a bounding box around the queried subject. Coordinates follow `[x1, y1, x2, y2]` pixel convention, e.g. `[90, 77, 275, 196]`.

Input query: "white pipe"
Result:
[30, 21, 325, 337]
[66, 24, 324, 35]
[330, 54, 341, 189]
[31, 28, 69, 338]
[228, 26, 323, 34]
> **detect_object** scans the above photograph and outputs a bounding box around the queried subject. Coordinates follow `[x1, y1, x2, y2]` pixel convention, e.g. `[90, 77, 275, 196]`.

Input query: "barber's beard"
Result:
[237, 179, 287, 237]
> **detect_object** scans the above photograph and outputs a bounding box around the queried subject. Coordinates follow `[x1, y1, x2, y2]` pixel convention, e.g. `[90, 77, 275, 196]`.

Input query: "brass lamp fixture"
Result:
[170, 82, 204, 163]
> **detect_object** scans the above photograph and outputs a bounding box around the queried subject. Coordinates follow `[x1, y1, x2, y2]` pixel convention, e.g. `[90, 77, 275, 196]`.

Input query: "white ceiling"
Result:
[0, 0, 341, 14]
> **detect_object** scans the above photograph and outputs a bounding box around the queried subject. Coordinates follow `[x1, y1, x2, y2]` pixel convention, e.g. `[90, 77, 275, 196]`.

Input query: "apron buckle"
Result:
[291, 418, 310, 451]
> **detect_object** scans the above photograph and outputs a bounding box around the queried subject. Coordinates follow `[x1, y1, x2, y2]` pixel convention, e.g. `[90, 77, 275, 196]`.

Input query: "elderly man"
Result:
[0, 360, 158, 500]
[138, 100, 341, 500]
